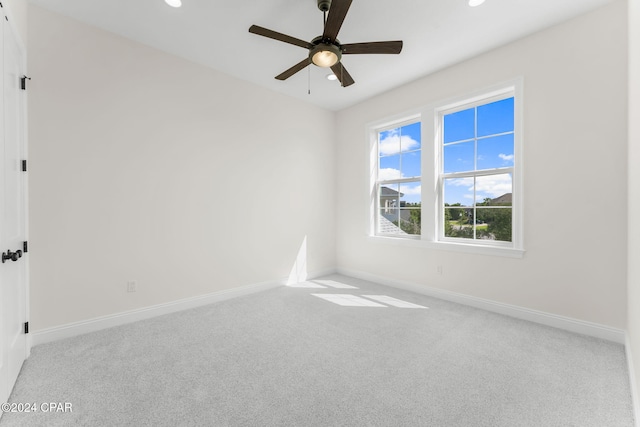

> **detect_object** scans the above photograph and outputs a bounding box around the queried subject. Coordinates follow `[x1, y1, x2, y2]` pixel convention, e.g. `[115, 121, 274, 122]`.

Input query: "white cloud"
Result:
[476, 174, 512, 199]
[379, 131, 420, 156]
[447, 177, 474, 187]
[378, 168, 403, 181]
[499, 153, 514, 162]
[446, 175, 511, 201]
[399, 183, 421, 195]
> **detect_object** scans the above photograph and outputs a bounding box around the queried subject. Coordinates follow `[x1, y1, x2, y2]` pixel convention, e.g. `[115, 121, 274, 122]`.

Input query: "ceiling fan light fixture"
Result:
[310, 44, 342, 68]
[468, 0, 486, 6]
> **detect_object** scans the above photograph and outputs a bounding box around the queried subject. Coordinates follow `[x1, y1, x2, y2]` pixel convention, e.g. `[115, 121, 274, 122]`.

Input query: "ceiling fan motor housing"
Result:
[317, 0, 331, 12]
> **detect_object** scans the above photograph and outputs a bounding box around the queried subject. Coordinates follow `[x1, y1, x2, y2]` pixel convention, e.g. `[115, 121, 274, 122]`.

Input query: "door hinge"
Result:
[22, 159, 27, 172]
[20, 75, 30, 90]
[24, 322, 29, 334]
[23, 241, 28, 253]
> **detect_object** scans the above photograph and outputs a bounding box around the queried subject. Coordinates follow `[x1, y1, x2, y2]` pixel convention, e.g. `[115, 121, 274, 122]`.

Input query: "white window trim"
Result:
[369, 112, 422, 238]
[368, 78, 524, 258]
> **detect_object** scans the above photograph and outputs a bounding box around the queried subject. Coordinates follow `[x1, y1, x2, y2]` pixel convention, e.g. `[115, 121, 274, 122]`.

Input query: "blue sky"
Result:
[379, 122, 422, 204]
[443, 97, 514, 205]
[378, 97, 514, 206]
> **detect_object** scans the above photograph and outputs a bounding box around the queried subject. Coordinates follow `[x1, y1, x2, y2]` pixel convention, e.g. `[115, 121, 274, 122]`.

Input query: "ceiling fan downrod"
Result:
[318, 0, 331, 27]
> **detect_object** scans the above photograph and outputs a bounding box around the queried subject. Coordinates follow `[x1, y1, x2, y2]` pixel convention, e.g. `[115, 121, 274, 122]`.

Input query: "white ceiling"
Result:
[28, 0, 614, 111]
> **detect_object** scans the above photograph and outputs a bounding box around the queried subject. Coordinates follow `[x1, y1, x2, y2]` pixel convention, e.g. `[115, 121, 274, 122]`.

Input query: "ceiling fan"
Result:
[248, 0, 403, 87]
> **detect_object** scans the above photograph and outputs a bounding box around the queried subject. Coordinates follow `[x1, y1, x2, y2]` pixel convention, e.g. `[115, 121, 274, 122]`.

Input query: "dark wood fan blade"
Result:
[275, 58, 311, 80]
[249, 25, 312, 49]
[330, 62, 355, 87]
[323, 0, 353, 41]
[342, 41, 403, 55]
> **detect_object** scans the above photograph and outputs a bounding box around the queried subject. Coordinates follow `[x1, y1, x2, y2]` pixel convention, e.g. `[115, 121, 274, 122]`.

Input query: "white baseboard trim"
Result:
[627, 333, 640, 427]
[337, 267, 626, 344]
[32, 278, 286, 346]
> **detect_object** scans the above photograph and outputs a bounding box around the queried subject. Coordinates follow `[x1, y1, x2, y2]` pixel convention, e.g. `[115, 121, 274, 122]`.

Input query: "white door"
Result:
[0, 13, 27, 405]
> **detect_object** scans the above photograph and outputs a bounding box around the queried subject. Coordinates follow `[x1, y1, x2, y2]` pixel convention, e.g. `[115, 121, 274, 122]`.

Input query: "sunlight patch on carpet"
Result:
[362, 295, 428, 309]
[312, 280, 359, 289]
[311, 294, 387, 307]
[287, 282, 327, 288]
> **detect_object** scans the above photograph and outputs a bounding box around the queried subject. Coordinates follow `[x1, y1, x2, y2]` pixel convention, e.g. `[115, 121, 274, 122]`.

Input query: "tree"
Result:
[475, 198, 512, 242]
[393, 203, 421, 235]
[444, 203, 465, 222]
[487, 209, 512, 241]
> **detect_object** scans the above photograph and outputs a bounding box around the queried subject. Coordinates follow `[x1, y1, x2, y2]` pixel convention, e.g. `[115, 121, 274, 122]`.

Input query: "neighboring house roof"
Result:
[378, 214, 407, 235]
[491, 193, 512, 204]
[380, 186, 404, 198]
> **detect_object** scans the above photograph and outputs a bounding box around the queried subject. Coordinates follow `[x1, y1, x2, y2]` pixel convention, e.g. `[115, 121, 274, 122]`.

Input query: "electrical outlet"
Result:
[127, 281, 137, 293]
[437, 265, 443, 275]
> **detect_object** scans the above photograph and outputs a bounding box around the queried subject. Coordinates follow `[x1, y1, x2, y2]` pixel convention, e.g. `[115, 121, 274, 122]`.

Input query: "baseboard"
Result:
[31, 278, 287, 346]
[337, 267, 626, 344]
[627, 333, 640, 427]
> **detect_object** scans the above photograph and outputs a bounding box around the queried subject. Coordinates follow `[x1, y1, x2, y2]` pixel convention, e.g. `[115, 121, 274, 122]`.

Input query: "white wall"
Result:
[628, 0, 640, 416]
[28, 6, 336, 331]
[336, 1, 628, 328]
[4, 0, 27, 48]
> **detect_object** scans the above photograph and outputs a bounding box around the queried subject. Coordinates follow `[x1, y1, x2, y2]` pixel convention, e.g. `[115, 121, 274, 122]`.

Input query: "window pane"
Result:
[399, 208, 421, 235]
[400, 122, 421, 151]
[379, 155, 401, 180]
[477, 97, 514, 137]
[375, 120, 421, 238]
[399, 181, 421, 205]
[475, 174, 512, 205]
[400, 151, 421, 179]
[380, 184, 400, 210]
[379, 122, 421, 181]
[477, 134, 514, 170]
[476, 208, 512, 242]
[379, 183, 401, 234]
[444, 207, 474, 239]
[443, 141, 474, 173]
[379, 123, 421, 156]
[379, 208, 404, 234]
[399, 181, 421, 235]
[443, 177, 474, 207]
[379, 129, 401, 156]
[444, 108, 474, 143]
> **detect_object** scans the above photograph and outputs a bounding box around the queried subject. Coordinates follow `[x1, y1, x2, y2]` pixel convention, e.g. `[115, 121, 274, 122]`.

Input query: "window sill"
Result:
[368, 235, 525, 258]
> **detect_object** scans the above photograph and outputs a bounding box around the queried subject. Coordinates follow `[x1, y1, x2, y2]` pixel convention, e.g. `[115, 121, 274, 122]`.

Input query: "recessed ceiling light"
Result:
[165, 0, 182, 8]
[326, 74, 338, 81]
[468, 0, 485, 6]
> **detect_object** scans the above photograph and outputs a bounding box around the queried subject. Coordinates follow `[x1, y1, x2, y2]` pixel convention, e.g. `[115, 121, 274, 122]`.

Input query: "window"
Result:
[369, 81, 523, 256]
[375, 120, 421, 237]
[440, 95, 515, 245]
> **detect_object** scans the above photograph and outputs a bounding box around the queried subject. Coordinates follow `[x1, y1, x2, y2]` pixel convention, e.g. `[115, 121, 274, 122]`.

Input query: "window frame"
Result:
[437, 90, 518, 248]
[373, 116, 422, 239]
[368, 79, 524, 258]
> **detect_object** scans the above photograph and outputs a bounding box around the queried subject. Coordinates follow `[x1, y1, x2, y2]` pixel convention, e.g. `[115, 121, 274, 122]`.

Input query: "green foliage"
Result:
[487, 209, 512, 241]
[445, 222, 474, 239]
[392, 203, 421, 235]
[444, 203, 465, 222]
[445, 203, 512, 242]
